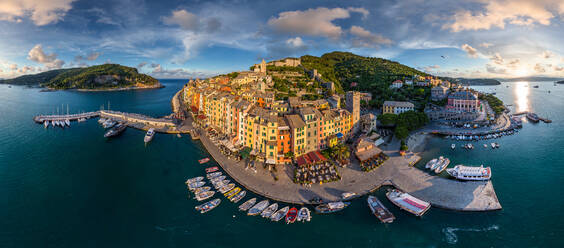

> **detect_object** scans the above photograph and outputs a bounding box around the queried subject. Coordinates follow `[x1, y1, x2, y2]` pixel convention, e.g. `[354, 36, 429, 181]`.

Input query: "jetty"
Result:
[512, 111, 552, 123]
[33, 111, 100, 123]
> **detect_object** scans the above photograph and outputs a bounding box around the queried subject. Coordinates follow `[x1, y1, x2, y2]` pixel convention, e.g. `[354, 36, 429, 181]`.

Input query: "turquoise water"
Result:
[0, 80, 562, 247]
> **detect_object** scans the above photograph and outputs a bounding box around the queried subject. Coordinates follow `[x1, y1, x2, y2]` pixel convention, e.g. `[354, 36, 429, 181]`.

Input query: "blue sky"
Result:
[1, 0, 564, 79]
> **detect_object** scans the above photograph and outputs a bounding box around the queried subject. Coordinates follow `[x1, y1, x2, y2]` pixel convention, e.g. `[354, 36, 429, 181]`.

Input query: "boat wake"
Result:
[442, 225, 499, 244]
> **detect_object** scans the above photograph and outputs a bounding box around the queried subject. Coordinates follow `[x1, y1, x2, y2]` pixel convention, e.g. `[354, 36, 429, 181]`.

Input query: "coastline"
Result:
[39, 84, 164, 92]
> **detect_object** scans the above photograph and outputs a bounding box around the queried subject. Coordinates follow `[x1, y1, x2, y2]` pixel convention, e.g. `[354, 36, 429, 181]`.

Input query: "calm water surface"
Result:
[0, 80, 562, 247]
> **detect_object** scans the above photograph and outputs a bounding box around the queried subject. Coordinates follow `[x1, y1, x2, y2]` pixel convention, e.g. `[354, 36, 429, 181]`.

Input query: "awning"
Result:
[336, 132, 344, 139]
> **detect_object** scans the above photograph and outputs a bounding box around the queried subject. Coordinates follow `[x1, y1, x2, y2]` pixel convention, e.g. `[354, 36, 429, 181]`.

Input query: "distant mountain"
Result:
[300, 51, 429, 93]
[444, 78, 501, 85]
[0, 64, 161, 90]
[498, 76, 564, 82]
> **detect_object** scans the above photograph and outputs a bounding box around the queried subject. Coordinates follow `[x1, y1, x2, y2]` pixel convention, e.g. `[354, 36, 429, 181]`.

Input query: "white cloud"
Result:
[0, 0, 75, 26]
[163, 9, 221, 33]
[491, 53, 504, 65]
[349, 26, 392, 48]
[541, 50, 553, 59]
[461, 44, 479, 58]
[149, 64, 216, 79]
[480, 42, 493, 48]
[9, 64, 18, 71]
[422, 65, 441, 72]
[534, 63, 546, 73]
[444, 0, 563, 32]
[268, 7, 368, 39]
[75, 52, 101, 61]
[486, 64, 507, 74]
[18, 65, 35, 74]
[27, 44, 65, 69]
[286, 37, 305, 48]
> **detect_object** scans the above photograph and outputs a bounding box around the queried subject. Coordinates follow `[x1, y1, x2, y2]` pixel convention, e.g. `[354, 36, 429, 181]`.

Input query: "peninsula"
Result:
[0, 64, 162, 91]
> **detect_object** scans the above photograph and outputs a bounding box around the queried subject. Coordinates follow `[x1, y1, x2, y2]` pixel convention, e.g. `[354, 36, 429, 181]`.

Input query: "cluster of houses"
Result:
[184, 59, 372, 168]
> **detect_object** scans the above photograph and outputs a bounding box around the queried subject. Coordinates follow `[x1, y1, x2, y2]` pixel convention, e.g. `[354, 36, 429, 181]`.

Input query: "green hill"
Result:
[0, 64, 161, 90]
[300, 51, 431, 108]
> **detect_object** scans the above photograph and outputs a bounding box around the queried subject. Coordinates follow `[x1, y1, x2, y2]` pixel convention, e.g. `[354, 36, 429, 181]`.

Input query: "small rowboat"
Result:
[193, 186, 211, 195]
[297, 207, 311, 222]
[270, 206, 289, 221]
[199, 158, 210, 164]
[185, 176, 204, 185]
[230, 190, 246, 203]
[218, 183, 235, 194]
[205, 166, 219, 173]
[195, 190, 215, 201]
[239, 198, 256, 211]
[225, 187, 241, 199]
[196, 198, 221, 213]
[285, 207, 298, 224]
[261, 203, 278, 218]
[188, 181, 205, 190]
[206, 172, 222, 179]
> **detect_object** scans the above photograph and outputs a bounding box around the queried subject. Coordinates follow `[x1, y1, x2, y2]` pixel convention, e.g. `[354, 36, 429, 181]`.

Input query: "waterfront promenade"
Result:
[190, 113, 501, 211]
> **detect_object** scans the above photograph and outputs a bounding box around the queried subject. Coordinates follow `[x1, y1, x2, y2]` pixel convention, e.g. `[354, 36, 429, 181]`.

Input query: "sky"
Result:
[1, 0, 564, 79]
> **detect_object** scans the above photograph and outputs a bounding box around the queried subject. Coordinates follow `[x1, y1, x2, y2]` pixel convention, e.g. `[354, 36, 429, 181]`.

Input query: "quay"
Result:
[33, 111, 100, 123]
[512, 111, 552, 123]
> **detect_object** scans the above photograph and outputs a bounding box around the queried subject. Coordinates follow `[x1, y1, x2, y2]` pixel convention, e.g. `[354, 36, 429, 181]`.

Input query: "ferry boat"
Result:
[386, 189, 431, 217]
[425, 158, 438, 169]
[270, 206, 289, 222]
[341, 192, 357, 200]
[218, 183, 235, 194]
[205, 166, 219, 173]
[185, 176, 204, 184]
[197, 198, 221, 214]
[144, 128, 155, 143]
[527, 113, 540, 122]
[286, 207, 298, 224]
[315, 201, 350, 214]
[446, 165, 492, 181]
[239, 198, 256, 211]
[206, 172, 222, 179]
[230, 190, 246, 203]
[248, 200, 269, 216]
[261, 203, 278, 218]
[199, 158, 210, 164]
[104, 123, 126, 138]
[195, 190, 215, 201]
[297, 207, 311, 222]
[367, 195, 395, 223]
[434, 158, 450, 174]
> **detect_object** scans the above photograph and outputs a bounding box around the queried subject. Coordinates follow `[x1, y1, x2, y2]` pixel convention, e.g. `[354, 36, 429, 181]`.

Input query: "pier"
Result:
[33, 111, 100, 123]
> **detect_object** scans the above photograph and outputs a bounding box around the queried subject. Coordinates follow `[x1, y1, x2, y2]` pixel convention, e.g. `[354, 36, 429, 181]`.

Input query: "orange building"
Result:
[276, 117, 292, 164]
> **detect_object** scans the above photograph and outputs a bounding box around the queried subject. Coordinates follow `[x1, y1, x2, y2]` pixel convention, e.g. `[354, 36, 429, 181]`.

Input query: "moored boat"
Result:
[218, 183, 235, 194]
[199, 158, 210, 164]
[230, 190, 246, 203]
[451, 144, 455, 149]
[44, 121, 49, 128]
[185, 176, 204, 184]
[188, 181, 205, 190]
[425, 158, 438, 169]
[285, 207, 298, 224]
[206, 172, 222, 179]
[224, 187, 241, 199]
[261, 203, 278, 218]
[527, 113, 540, 122]
[341, 192, 357, 200]
[193, 186, 211, 195]
[434, 158, 450, 174]
[446, 164, 492, 181]
[195, 190, 215, 201]
[248, 200, 269, 216]
[205, 166, 219, 173]
[197, 198, 221, 213]
[65, 119, 70, 127]
[430, 156, 444, 171]
[385, 189, 431, 217]
[104, 123, 126, 138]
[239, 198, 256, 211]
[270, 206, 289, 221]
[367, 195, 395, 223]
[315, 201, 350, 214]
[297, 207, 311, 222]
[144, 128, 155, 143]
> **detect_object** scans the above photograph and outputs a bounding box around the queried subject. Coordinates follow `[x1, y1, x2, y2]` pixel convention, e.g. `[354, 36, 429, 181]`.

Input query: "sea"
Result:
[0, 80, 562, 247]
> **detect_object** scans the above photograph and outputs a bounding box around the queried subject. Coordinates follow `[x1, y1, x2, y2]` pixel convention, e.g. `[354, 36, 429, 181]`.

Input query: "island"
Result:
[0, 64, 162, 91]
[557, 80, 564, 84]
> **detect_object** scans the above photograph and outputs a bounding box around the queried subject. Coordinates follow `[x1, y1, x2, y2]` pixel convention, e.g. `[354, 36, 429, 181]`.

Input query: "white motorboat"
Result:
[425, 158, 438, 169]
[341, 192, 357, 200]
[451, 144, 455, 149]
[270, 206, 289, 222]
[434, 158, 450, 174]
[144, 128, 155, 143]
[261, 203, 278, 218]
[239, 198, 257, 211]
[491, 143, 496, 149]
[65, 119, 70, 126]
[248, 200, 269, 216]
[430, 156, 444, 171]
[446, 165, 492, 181]
[44, 120, 49, 128]
[297, 207, 311, 222]
[484, 144, 488, 148]
[185, 176, 204, 184]
[386, 189, 431, 217]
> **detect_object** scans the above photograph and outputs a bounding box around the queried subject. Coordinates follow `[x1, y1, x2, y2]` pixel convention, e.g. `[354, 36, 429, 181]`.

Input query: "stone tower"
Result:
[260, 59, 266, 73]
[346, 91, 360, 134]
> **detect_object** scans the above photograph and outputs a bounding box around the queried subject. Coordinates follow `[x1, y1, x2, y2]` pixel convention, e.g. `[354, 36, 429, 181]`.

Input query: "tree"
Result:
[400, 140, 408, 151]
[378, 113, 397, 126]
[395, 126, 409, 140]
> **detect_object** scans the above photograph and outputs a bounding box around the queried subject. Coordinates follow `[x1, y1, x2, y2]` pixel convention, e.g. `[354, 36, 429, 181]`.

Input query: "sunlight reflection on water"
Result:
[514, 81, 530, 112]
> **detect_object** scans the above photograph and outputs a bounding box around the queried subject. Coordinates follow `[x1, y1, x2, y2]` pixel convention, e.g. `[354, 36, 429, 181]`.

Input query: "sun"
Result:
[513, 65, 530, 77]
